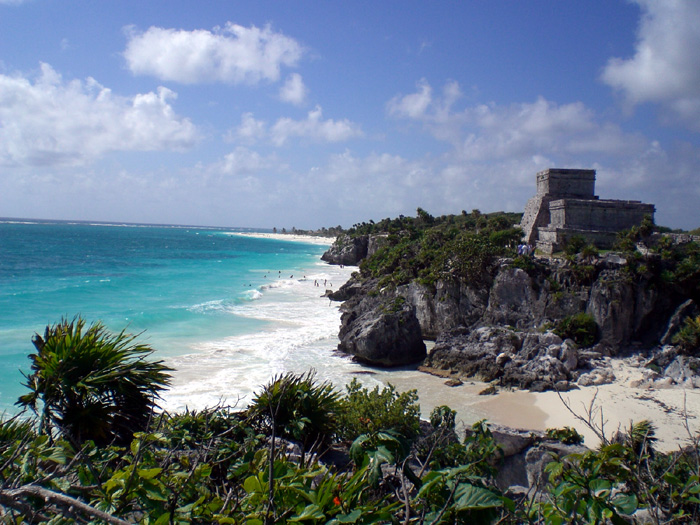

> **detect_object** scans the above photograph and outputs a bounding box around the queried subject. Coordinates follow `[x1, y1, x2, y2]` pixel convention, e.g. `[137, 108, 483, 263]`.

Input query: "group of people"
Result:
[517, 243, 534, 256]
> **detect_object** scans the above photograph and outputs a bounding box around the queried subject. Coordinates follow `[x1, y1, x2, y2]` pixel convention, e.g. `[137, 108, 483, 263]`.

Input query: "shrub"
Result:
[17, 316, 172, 446]
[564, 234, 587, 256]
[546, 426, 584, 445]
[247, 371, 341, 451]
[338, 379, 420, 442]
[672, 315, 700, 355]
[554, 313, 598, 347]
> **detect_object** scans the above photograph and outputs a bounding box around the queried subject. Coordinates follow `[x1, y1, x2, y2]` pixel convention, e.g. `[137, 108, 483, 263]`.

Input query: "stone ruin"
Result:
[520, 168, 655, 254]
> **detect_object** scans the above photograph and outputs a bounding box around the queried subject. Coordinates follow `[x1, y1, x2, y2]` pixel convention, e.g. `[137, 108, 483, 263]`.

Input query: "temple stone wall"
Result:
[520, 168, 655, 254]
[549, 199, 656, 232]
[536, 169, 596, 198]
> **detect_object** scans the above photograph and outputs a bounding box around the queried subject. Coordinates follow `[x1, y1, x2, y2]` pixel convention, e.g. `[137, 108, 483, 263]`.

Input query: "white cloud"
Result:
[602, 0, 700, 130]
[388, 80, 647, 160]
[458, 98, 647, 161]
[123, 23, 303, 85]
[0, 63, 200, 167]
[386, 79, 432, 119]
[232, 107, 362, 146]
[215, 146, 274, 177]
[230, 112, 267, 143]
[279, 73, 307, 105]
[271, 106, 362, 145]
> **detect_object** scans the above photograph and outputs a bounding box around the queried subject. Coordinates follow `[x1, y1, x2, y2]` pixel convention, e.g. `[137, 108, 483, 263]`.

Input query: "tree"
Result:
[17, 317, 172, 446]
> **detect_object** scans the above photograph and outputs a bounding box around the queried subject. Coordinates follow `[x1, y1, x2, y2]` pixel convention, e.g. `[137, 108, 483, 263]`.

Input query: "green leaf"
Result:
[144, 484, 168, 502]
[244, 475, 264, 494]
[589, 478, 611, 498]
[333, 509, 362, 523]
[153, 513, 171, 525]
[453, 483, 503, 510]
[288, 504, 325, 521]
[138, 467, 163, 480]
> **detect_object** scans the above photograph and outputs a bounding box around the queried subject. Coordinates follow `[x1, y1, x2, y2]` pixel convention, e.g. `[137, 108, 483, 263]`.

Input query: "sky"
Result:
[1, 1, 699, 230]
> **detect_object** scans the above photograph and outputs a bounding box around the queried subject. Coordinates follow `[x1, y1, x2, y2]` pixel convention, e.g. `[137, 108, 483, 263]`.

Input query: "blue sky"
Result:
[1, 1, 699, 229]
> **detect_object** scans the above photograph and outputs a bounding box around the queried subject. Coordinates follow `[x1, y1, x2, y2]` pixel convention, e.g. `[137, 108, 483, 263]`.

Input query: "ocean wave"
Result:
[242, 289, 263, 301]
[187, 299, 232, 314]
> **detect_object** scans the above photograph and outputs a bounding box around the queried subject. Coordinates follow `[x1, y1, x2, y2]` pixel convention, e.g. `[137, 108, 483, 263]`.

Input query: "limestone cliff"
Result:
[325, 235, 698, 391]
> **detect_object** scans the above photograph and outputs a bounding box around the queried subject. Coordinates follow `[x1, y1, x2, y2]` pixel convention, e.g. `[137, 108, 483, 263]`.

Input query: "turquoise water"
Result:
[0, 219, 490, 429]
[0, 220, 339, 412]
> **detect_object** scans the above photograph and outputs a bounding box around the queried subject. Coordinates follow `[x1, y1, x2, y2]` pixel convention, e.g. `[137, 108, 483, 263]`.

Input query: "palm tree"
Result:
[17, 317, 172, 446]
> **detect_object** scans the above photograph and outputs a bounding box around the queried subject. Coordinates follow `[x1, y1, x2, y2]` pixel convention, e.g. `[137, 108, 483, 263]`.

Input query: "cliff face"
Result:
[321, 234, 387, 266]
[326, 235, 696, 390]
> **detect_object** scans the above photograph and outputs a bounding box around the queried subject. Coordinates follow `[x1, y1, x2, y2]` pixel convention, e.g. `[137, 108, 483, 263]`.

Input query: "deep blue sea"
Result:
[0, 219, 370, 413]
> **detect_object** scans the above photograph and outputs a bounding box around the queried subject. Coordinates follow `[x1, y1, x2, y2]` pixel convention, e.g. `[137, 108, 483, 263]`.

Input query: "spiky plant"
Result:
[0, 413, 36, 447]
[248, 371, 341, 452]
[17, 316, 172, 446]
[628, 419, 657, 458]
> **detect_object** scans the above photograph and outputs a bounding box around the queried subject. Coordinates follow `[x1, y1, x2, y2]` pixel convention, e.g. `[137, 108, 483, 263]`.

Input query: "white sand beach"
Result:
[227, 231, 335, 246]
[220, 232, 698, 452]
[381, 360, 700, 452]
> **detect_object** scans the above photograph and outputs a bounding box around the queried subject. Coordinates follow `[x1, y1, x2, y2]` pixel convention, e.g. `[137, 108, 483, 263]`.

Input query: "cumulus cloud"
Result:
[601, 0, 700, 130]
[457, 98, 647, 161]
[388, 80, 647, 161]
[215, 146, 275, 177]
[386, 79, 433, 119]
[123, 23, 303, 85]
[230, 107, 362, 146]
[279, 73, 307, 105]
[271, 106, 362, 145]
[231, 112, 267, 143]
[0, 63, 200, 167]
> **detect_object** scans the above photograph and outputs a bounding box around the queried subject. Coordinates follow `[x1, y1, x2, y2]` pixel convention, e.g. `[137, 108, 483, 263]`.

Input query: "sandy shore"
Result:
[227, 231, 335, 246]
[380, 359, 699, 453]
[223, 231, 698, 452]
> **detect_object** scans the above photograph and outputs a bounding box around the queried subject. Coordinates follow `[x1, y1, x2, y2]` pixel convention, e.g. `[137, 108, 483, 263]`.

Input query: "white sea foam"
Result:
[161, 263, 380, 412]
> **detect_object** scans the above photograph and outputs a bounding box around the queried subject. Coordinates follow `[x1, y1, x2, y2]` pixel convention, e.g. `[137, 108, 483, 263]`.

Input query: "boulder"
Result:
[337, 296, 426, 367]
[424, 327, 579, 390]
[321, 234, 369, 266]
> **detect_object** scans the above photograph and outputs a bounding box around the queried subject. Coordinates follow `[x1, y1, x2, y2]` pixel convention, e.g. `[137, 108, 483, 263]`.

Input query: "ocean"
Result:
[0, 219, 378, 414]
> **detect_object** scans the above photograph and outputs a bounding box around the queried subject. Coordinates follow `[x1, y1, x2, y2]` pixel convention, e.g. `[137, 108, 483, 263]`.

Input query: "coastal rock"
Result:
[337, 289, 426, 367]
[424, 327, 578, 390]
[321, 234, 369, 266]
[524, 442, 589, 488]
[326, 238, 697, 390]
[321, 233, 388, 266]
[660, 299, 698, 345]
[577, 367, 616, 387]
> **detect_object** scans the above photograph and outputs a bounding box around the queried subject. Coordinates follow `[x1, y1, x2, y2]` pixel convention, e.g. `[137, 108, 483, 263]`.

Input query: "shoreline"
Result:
[395, 359, 699, 453]
[163, 237, 698, 452]
[227, 231, 335, 246]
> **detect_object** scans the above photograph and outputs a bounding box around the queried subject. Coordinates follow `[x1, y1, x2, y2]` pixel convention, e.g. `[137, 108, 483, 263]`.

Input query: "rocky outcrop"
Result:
[321, 234, 369, 266]
[335, 278, 426, 367]
[424, 326, 588, 391]
[321, 233, 388, 266]
[327, 237, 694, 384]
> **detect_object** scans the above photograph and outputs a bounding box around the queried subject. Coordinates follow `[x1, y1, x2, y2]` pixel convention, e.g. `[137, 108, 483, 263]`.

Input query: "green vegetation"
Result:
[17, 316, 171, 447]
[338, 379, 420, 442]
[554, 313, 599, 347]
[3, 320, 700, 522]
[353, 209, 522, 288]
[248, 371, 342, 455]
[612, 218, 700, 303]
[545, 426, 584, 445]
[673, 315, 700, 355]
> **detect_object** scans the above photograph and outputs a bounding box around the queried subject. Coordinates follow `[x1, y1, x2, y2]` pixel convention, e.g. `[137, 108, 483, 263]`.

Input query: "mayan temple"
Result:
[520, 168, 655, 254]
